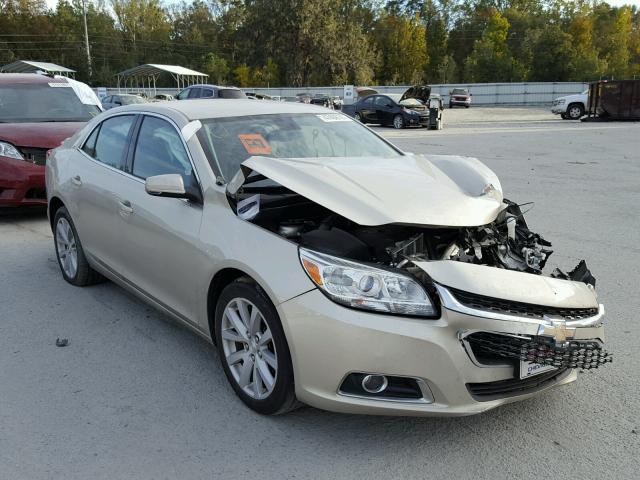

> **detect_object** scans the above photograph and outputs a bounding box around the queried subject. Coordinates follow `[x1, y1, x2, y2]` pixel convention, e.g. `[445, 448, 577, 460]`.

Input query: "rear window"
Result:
[0, 83, 101, 123]
[218, 89, 245, 99]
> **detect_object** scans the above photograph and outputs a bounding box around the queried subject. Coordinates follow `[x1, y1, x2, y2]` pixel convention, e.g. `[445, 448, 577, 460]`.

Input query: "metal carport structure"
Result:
[0, 60, 76, 77]
[115, 64, 208, 96]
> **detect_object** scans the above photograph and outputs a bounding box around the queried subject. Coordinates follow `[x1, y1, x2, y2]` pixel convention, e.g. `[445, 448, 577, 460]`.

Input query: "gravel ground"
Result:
[1, 108, 638, 479]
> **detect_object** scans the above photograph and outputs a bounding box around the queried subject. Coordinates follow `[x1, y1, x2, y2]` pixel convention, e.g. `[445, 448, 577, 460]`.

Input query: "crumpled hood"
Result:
[229, 154, 504, 227]
[0, 122, 84, 149]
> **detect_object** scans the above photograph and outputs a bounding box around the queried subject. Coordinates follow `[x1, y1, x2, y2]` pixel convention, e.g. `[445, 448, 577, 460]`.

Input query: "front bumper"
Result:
[551, 106, 566, 114]
[0, 156, 46, 207]
[278, 285, 604, 416]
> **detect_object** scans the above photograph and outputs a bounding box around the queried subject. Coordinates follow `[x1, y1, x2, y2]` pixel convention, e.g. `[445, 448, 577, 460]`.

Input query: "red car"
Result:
[0, 74, 101, 207]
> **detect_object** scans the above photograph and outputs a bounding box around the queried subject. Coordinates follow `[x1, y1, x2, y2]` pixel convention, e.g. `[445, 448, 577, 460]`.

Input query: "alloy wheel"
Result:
[221, 298, 278, 400]
[568, 106, 582, 119]
[55, 217, 78, 279]
[393, 115, 404, 129]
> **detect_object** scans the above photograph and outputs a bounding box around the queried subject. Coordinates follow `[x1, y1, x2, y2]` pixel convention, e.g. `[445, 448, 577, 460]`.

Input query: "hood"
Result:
[228, 154, 504, 227]
[556, 92, 587, 102]
[0, 122, 84, 149]
[400, 85, 431, 103]
[414, 260, 599, 309]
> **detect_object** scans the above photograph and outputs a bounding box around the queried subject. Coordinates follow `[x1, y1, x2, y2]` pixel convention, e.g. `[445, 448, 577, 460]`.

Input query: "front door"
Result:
[115, 114, 205, 324]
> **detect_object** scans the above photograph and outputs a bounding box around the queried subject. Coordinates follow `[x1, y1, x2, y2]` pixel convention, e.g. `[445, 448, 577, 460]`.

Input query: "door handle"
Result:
[72, 175, 82, 186]
[119, 199, 133, 215]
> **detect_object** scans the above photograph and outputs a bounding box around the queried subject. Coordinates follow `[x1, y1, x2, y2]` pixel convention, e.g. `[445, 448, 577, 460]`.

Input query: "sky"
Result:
[44, 0, 640, 9]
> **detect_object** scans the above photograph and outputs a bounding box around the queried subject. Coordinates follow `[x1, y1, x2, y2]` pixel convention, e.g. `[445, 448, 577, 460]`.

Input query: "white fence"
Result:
[101, 82, 588, 106]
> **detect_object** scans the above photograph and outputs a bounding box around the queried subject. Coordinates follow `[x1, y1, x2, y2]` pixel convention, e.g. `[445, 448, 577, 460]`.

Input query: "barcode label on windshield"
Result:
[316, 114, 350, 122]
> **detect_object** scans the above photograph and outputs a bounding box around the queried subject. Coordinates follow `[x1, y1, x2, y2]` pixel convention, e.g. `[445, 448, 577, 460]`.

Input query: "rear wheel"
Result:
[567, 103, 584, 120]
[53, 207, 103, 286]
[215, 280, 297, 415]
[393, 114, 405, 129]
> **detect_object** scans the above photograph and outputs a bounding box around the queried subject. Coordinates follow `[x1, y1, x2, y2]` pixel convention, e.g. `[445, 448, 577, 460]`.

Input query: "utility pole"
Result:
[82, 0, 92, 78]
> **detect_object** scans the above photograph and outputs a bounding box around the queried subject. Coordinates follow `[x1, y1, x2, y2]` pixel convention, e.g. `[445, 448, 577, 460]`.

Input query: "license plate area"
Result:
[519, 359, 557, 379]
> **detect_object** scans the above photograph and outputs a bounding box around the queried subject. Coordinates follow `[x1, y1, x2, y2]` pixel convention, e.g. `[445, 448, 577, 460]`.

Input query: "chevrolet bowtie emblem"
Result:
[538, 318, 576, 344]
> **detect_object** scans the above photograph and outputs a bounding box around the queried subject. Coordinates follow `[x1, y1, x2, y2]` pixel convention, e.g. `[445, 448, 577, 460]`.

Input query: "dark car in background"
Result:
[101, 93, 147, 110]
[0, 73, 101, 208]
[176, 84, 245, 100]
[354, 86, 431, 129]
[449, 88, 471, 108]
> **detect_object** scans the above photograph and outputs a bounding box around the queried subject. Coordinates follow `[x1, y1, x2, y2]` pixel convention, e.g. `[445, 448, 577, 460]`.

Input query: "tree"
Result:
[203, 52, 229, 84]
[373, 12, 428, 84]
[464, 9, 515, 82]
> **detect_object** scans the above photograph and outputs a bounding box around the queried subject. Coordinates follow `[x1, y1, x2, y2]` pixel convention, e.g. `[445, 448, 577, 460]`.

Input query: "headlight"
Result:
[299, 248, 436, 317]
[0, 141, 24, 160]
[557, 99, 565, 105]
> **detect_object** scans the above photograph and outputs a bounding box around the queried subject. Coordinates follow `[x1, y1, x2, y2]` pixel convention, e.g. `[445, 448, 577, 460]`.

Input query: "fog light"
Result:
[361, 374, 388, 394]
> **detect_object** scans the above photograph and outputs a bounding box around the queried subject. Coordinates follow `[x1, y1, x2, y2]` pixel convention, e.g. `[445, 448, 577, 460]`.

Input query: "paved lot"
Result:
[1, 108, 639, 479]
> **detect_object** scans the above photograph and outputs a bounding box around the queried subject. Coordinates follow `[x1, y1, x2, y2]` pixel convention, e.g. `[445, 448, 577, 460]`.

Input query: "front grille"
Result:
[449, 287, 599, 321]
[467, 368, 569, 401]
[19, 147, 48, 166]
[465, 332, 611, 370]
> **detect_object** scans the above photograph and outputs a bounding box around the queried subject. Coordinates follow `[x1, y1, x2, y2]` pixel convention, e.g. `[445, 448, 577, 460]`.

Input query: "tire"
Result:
[53, 206, 104, 286]
[465, 105, 470, 108]
[393, 114, 405, 129]
[567, 103, 584, 120]
[449, 102, 453, 109]
[214, 280, 297, 415]
[560, 113, 568, 120]
[354, 112, 363, 123]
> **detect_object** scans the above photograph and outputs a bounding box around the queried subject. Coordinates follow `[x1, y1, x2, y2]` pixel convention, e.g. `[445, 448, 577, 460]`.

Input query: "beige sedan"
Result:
[46, 100, 609, 416]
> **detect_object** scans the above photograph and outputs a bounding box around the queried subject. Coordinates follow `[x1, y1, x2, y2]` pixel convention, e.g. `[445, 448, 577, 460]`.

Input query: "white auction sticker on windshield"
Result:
[49, 83, 72, 87]
[316, 113, 351, 122]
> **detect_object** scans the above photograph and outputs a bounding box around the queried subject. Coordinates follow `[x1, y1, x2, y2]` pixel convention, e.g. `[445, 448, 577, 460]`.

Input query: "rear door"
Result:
[360, 96, 377, 123]
[115, 114, 204, 324]
[188, 87, 202, 99]
[72, 114, 138, 273]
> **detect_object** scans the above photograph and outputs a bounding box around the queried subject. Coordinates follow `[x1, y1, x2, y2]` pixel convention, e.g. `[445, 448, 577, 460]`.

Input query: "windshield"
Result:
[120, 96, 146, 105]
[219, 89, 245, 99]
[197, 113, 402, 181]
[452, 89, 468, 95]
[0, 84, 101, 123]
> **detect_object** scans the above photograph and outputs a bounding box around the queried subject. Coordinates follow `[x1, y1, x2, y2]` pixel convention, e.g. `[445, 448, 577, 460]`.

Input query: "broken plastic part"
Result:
[551, 260, 596, 287]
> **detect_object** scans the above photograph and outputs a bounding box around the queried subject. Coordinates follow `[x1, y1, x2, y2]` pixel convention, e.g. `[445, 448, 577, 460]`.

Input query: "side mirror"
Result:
[145, 173, 202, 203]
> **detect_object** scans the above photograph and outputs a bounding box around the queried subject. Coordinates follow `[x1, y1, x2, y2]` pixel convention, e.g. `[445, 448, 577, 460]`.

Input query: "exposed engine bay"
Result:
[229, 182, 594, 285]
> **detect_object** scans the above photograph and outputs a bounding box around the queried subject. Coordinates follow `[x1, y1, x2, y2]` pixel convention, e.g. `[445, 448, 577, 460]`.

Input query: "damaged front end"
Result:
[227, 154, 611, 385]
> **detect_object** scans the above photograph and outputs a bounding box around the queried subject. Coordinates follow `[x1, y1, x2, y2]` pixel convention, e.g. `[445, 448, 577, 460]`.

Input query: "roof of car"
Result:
[0, 73, 70, 85]
[182, 84, 241, 90]
[114, 98, 335, 121]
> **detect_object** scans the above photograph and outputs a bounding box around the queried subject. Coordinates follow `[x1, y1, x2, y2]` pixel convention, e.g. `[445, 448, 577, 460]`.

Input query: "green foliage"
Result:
[0, 0, 638, 86]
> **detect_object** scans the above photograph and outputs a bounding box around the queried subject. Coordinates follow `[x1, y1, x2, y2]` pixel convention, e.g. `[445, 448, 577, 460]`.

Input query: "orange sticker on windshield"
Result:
[238, 134, 272, 155]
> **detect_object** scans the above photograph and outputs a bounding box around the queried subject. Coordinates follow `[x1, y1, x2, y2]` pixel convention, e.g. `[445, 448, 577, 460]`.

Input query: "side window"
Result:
[201, 88, 214, 98]
[92, 115, 135, 169]
[363, 96, 374, 106]
[188, 87, 202, 99]
[82, 125, 100, 157]
[176, 88, 190, 100]
[132, 116, 193, 182]
[375, 96, 389, 107]
[102, 96, 111, 103]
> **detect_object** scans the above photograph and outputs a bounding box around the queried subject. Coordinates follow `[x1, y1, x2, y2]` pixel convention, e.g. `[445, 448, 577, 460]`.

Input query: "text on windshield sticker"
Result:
[238, 134, 272, 155]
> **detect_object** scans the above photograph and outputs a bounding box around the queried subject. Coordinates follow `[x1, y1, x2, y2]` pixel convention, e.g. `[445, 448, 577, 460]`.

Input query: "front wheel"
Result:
[393, 114, 405, 129]
[215, 280, 297, 415]
[567, 103, 584, 120]
[354, 112, 363, 123]
[53, 207, 103, 286]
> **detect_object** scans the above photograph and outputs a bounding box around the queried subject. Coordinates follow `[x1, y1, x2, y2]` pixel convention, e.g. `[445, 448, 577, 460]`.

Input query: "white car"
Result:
[551, 90, 588, 120]
[46, 100, 609, 416]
